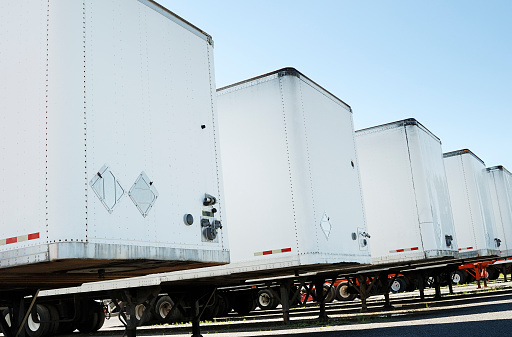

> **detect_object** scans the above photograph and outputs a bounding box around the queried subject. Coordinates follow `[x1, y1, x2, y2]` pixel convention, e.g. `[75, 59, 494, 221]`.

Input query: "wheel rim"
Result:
[259, 293, 271, 307]
[4, 313, 11, 327]
[452, 273, 461, 283]
[135, 304, 145, 321]
[391, 280, 401, 292]
[158, 301, 172, 319]
[27, 313, 40, 332]
[339, 285, 350, 298]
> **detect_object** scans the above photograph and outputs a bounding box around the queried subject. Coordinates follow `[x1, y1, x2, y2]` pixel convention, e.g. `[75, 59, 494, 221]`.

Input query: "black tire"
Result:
[2, 308, 11, 334]
[487, 267, 499, 280]
[201, 295, 218, 321]
[25, 304, 52, 337]
[231, 293, 256, 315]
[335, 282, 357, 301]
[155, 296, 182, 323]
[451, 270, 466, 285]
[214, 294, 231, 317]
[91, 304, 105, 332]
[257, 289, 279, 310]
[323, 284, 336, 303]
[389, 278, 407, 293]
[44, 304, 60, 335]
[464, 271, 475, 283]
[75, 300, 102, 333]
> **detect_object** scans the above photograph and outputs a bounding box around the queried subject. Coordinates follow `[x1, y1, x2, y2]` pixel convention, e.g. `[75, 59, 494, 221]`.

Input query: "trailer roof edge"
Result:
[138, 0, 214, 45]
[355, 118, 441, 143]
[487, 165, 512, 175]
[443, 149, 485, 166]
[217, 67, 352, 112]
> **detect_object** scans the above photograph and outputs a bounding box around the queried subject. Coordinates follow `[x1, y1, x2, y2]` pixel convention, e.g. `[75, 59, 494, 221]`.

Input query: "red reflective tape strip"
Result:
[6, 237, 17, 244]
[255, 248, 292, 256]
[0, 232, 40, 245]
[28, 233, 40, 240]
[391, 247, 419, 253]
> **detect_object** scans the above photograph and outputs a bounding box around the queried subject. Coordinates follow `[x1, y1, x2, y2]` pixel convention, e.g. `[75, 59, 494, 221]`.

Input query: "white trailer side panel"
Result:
[0, 0, 228, 287]
[487, 166, 512, 257]
[443, 150, 500, 258]
[355, 119, 458, 264]
[0, 1, 50, 265]
[217, 68, 370, 268]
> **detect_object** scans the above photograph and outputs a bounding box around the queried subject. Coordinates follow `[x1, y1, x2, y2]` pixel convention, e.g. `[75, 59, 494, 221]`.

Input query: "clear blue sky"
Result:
[161, 0, 511, 170]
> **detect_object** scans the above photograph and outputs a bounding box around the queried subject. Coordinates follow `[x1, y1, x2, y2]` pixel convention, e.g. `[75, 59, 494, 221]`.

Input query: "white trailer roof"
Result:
[217, 67, 352, 112]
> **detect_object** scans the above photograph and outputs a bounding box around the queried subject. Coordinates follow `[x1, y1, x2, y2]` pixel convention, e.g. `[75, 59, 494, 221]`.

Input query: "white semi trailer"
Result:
[0, 1, 227, 336]
[217, 68, 371, 268]
[443, 150, 501, 258]
[487, 166, 512, 257]
[355, 119, 458, 264]
[352, 119, 459, 296]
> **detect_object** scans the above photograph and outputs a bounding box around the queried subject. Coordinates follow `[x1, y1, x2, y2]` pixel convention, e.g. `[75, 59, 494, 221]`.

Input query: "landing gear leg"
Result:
[279, 281, 291, 325]
[314, 279, 328, 321]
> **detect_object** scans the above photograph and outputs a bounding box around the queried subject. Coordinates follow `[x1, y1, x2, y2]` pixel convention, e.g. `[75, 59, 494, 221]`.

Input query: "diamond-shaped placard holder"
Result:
[90, 164, 125, 213]
[320, 211, 332, 239]
[129, 171, 159, 218]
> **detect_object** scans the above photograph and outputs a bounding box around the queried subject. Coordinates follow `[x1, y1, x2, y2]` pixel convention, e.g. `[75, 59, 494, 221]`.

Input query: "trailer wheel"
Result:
[25, 304, 52, 337]
[134, 304, 147, 322]
[389, 278, 407, 293]
[200, 294, 219, 321]
[323, 284, 336, 303]
[257, 289, 279, 310]
[487, 267, 499, 280]
[231, 293, 256, 315]
[44, 304, 60, 335]
[2, 308, 11, 328]
[155, 296, 181, 323]
[75, 300, 104, 333]
[335, 282, 357, 301]
[92, 304, 106, 332]
[451, 270, 466, 285]
[214, 294, 231, 317]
